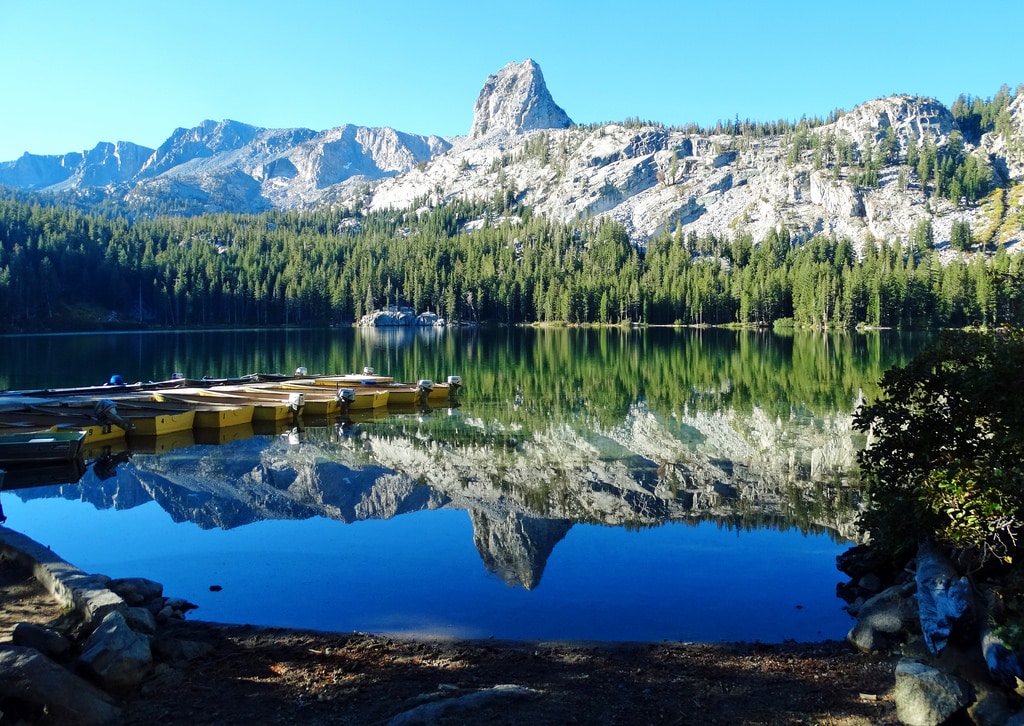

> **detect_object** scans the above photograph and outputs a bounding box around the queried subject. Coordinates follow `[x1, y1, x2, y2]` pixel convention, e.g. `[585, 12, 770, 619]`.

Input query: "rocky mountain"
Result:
[2, 59, 1022, 249]
[0, 118, 450, 215]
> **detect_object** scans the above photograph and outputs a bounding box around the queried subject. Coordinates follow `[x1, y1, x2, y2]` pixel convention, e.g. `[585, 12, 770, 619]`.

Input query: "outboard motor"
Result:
[362, 366, 374, 375]
[107, 374, 125, 386]
[446, 375, 463, 396]
[417, 379, 434, 405]
[336, 388, 355, 413]
[287, 392, 304, 413]
[93, 399, 135, 433]
[294, 366, 308, 377]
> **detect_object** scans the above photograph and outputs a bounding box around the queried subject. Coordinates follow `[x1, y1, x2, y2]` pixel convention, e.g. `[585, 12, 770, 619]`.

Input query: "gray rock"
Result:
[107, 576, 163, 606]
[12, 621, 71, 659]
[0, 645, 121, 725]
[164, 597, 198, 615]
[846, 582, 917, 652]
[78, 610, 153, 691]
[968, 686, 1019, 726]
[893, 658, 971, 726]
[124, 605, 157, 635]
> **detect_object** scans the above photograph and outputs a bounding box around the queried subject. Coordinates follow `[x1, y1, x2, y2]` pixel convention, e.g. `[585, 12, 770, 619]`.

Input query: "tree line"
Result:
[1, 190, 1023, 332]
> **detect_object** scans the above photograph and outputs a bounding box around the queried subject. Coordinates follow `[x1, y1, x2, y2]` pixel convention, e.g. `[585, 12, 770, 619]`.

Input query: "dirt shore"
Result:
[1, 558, 898, 724]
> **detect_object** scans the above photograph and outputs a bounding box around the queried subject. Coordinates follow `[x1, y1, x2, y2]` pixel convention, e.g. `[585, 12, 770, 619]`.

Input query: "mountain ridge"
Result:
[1, 60, 1022, 249]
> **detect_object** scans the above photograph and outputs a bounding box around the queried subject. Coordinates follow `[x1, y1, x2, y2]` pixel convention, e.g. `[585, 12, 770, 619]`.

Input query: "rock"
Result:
[846, 582, 917, 652]
[124, 605, 158, 635]
[357, 308, 448, 327]
[894, 658, 971, 726]
[78, 610, 153, 691]
[12, 621, 71, 659]
[857, 572, 883, 594]
[0, 645, 121, 725]
[163, 597, 198, 615]
[106, 576, 163, 606]
[968, 686, 1019, 726]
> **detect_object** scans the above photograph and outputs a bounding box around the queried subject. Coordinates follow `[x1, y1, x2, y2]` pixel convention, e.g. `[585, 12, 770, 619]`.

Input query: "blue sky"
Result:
[2, 0, 1022, 161]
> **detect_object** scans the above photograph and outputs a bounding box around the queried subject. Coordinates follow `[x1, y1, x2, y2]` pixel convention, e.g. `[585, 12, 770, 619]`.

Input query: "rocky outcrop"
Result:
[839, 543, 1024, 725]
[357, 308, 447, 327]
[470, 58, 572, 139]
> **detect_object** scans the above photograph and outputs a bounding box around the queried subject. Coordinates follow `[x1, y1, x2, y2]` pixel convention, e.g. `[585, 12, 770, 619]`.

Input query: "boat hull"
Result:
[192, 405, 255, 429]
[127, 409, 197, 436]
[0, 430, 86, 465]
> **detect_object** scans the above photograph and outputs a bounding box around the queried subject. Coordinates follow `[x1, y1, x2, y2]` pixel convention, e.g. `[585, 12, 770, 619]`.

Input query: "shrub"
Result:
[853, 327, 1024, 567]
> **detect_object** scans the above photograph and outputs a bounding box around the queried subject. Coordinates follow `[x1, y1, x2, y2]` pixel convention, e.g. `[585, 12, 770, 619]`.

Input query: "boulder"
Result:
[124, 605, 158, 635]
[0, 645, 121, 725]
[894, 658, 971, 726]
[78, 611, 153, 691]
[846, 582, 917, 652]
[106, 577, 163, 606]
[12, 622, 71, 659]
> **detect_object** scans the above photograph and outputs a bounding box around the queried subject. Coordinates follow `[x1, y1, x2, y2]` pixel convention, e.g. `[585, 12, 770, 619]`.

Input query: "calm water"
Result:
[0, 327, 926, 641]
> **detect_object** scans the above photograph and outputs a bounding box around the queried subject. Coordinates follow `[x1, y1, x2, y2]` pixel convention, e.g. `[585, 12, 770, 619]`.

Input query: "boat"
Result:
[0, 411, 127, 445]
[120, 406, 197, 436]
[150, 388, 303, 423]
[190, 404, 254, 429]
[0, 430, 87, 466]
[238, 386, 340, 416]
[247, 383, 389, 411]
[114, 392, 253, 429]
[300, 368, 463, 400]
[0, 372, 294, 400]
[286, 377, 425, 406]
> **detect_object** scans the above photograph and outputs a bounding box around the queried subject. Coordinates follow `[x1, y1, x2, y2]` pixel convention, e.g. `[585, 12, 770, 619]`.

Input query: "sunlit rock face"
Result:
[469, 58, 573, 139]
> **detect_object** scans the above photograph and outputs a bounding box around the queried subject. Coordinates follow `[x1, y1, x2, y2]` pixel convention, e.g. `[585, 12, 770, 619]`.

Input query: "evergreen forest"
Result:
[1, 189, 1023, 333]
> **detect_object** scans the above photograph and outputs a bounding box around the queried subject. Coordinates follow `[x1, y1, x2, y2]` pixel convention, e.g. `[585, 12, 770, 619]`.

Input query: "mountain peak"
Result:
[470, 58, 572, 138]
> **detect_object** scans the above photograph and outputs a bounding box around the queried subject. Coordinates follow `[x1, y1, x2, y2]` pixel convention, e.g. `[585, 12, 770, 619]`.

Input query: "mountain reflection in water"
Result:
[1, 327, 929, 640]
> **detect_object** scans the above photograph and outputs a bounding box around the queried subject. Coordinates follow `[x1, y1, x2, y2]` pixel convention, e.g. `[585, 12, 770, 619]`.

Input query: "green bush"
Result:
[853, 327, 1024, 567]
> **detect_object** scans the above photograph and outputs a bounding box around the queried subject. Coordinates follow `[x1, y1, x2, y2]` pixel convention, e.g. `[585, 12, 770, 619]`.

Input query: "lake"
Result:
[0, 326, 926, 641]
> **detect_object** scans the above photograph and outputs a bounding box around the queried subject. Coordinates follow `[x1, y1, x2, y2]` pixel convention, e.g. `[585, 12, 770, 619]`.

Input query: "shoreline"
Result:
[0, 524, 900, 724]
